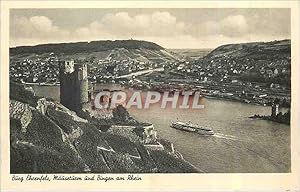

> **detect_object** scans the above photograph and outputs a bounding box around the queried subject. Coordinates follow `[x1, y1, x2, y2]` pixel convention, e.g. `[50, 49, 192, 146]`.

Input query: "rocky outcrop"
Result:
[10, 100, 32, 133]
[10, 82, 201, 173]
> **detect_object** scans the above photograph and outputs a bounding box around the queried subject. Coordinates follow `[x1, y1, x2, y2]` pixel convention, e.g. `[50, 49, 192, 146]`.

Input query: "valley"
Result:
[10, 39, 291, 107]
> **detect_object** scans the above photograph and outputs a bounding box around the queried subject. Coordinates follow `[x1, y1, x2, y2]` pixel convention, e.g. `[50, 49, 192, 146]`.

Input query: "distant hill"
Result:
[10, 40, 164, 55]
[10, 40, 178, 63]
[203, 39, 290, 61]
[168, 49, 212, 60]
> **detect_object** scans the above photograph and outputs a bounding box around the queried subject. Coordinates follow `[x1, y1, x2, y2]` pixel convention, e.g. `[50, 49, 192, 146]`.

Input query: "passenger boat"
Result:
[170, 121, 214, 135]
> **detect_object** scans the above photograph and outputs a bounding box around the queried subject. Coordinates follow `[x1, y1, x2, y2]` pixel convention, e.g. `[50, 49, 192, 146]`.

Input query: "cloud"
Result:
[12, 16, 66, 37]
[201, 15, 248, 37]
[29, 16, 57, 33]
[74, 11, 186, 39]
[10, 15, 69, 45]
[9, 10, 290, 48]
[10, 12, 188, 47]
[248, 11, 290, 37]
[221, 15, 248, 36]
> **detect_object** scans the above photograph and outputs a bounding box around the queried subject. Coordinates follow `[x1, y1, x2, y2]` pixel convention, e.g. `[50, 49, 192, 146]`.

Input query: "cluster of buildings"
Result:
[89, 58, 161, 82]
[10, 54, 59, 84]
[188, 56, 290, 84]
[9, 49, 291, 107]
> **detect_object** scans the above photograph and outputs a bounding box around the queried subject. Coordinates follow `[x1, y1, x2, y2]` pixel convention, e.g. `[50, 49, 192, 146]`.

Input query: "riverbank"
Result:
[249, 113, 290, 125]
[19, 80, 291, 109]
[22, 81, 60, 86]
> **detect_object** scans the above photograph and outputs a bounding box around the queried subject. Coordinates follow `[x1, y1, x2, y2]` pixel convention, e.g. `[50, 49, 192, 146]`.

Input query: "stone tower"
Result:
[271, 103, 279, 117]
[59, 60, 88, 113]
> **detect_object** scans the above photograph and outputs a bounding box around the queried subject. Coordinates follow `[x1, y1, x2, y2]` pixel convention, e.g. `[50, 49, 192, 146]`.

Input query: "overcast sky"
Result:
[10, 8, 290, 49]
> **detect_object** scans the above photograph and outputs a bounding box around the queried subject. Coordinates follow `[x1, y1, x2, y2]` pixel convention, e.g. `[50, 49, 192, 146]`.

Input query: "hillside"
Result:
[9, 40, 178, 64]
[10, 82, 200, 173]
[10, 40, 164, 55]
[194, 39, 291, 87]
[204, 39, 290, 61]
[168, 49, 212, 60]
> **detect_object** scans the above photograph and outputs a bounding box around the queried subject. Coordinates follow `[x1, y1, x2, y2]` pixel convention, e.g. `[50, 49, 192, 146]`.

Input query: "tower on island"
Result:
[271, 103, 279, 117]
[59, 60, 88, 113]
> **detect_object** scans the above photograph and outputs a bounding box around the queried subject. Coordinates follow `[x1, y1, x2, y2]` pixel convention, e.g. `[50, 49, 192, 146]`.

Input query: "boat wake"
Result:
[213, 133, 239, 141]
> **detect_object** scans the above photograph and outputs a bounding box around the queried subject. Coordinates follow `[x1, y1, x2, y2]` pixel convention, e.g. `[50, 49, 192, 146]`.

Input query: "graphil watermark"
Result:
[92, 91, 204, 109]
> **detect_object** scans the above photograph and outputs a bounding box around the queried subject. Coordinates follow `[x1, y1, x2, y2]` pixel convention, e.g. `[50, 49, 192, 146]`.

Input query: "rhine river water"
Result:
[31, 84, 290, 173]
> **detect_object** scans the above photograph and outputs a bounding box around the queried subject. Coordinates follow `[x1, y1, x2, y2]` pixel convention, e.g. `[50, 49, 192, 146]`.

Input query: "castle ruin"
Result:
[59, 60, 89, 113]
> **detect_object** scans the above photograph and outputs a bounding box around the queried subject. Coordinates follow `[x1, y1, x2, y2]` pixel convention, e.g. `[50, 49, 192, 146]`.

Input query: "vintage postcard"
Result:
[1, 0, 299, 191]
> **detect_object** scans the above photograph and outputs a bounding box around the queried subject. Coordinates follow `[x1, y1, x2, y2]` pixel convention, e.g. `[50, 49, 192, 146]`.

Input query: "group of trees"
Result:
[239, 71, 291, 87]
[273, 110, 290, 125]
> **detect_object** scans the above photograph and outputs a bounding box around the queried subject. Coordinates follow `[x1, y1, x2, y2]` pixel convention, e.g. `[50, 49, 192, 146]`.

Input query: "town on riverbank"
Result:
[10, 40, 291, 108]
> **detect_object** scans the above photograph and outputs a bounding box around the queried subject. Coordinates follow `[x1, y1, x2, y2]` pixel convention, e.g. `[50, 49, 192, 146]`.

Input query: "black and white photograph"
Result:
[8, 8, 293, 175]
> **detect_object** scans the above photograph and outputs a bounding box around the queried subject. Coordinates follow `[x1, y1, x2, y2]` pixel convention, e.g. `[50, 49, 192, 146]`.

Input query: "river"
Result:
[30, 84, 290, 173]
